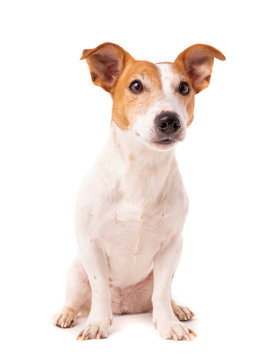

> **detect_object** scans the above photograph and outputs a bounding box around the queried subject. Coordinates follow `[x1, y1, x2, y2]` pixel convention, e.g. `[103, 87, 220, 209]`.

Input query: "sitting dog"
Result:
[55, 42, 225, 341]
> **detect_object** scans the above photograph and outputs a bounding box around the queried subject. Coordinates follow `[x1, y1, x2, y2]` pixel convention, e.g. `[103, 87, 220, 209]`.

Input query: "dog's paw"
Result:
[54, 307, 77, 328]
[172, 302, 195, 321]
[76, 322, 109, 340]
[155, 319, 196, 341]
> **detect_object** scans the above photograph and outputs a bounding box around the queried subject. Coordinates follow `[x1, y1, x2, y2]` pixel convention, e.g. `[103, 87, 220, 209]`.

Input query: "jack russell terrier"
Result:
[55, 42, 225, 341]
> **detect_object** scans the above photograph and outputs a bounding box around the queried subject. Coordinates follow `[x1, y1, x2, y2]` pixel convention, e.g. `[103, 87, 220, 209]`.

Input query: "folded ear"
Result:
[175, 44, 226, 93]
[80, 42, 133, 93]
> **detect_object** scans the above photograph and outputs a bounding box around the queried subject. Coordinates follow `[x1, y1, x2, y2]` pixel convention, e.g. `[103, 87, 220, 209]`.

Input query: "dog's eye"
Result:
[179, 81, 190, 96]
[129, 80, 144, 94]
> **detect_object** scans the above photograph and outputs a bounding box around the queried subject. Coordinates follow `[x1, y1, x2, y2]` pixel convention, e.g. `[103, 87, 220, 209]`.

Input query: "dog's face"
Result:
[81, 43, 225, 151]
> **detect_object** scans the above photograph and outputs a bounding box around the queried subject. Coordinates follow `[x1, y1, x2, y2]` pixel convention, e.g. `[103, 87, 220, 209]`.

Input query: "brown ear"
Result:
[175, 44, 226, 93]
[80, 42, 133, 93]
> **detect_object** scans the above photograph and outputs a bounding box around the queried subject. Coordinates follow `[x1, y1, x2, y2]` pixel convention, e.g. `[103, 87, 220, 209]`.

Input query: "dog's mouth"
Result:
[135, 132, 185, 150]
[153, 138, 177, 145]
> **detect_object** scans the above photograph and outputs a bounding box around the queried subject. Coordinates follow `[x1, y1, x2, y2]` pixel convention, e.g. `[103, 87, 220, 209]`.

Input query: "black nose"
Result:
[155, 111, 181, 134]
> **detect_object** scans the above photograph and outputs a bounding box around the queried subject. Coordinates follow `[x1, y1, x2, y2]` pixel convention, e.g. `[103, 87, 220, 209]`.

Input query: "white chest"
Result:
[101, 205, 180, 287]
[76, 131, 188, 288]
[79, 185, 187, 287]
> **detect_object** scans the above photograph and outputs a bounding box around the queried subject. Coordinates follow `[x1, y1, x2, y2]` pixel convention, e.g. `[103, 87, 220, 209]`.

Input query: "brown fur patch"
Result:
[65, 306, 75, 313]
[81, 43, 224, 129]
[111, 60, 163, 130]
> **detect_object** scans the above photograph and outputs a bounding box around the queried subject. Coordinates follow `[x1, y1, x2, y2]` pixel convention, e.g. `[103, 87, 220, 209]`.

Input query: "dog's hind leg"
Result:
[55, 257, 91, 328]
[118, 271, 195, 322]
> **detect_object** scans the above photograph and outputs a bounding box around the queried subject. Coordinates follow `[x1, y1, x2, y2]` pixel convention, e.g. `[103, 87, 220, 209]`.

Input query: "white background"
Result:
[1, 0, 269, 359]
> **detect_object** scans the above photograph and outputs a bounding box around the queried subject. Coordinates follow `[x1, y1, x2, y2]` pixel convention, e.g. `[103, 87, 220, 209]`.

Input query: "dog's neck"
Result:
[110, 122, 175, 167]
[104, 123, 178, 204]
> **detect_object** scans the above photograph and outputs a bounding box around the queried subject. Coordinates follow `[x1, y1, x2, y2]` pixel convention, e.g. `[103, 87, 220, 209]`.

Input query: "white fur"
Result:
[76, 125, 188, 286]
[55, 63, 193, 341]
[132, 63, 188, 149]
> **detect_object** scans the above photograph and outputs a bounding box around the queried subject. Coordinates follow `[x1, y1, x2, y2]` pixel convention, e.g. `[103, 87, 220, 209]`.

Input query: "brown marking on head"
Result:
[81, 43, 163, 130]
[111, 60, 163, 129]
[81, 42, 225, 133]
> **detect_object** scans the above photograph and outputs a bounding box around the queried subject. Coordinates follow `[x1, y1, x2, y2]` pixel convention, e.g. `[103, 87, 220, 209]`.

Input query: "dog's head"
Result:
[81, 43, 225, 151]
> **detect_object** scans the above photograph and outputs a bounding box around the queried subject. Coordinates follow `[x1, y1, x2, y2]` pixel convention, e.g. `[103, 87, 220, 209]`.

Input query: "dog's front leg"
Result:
[152, 235, 193, 341]
[76, 235, 112, 340]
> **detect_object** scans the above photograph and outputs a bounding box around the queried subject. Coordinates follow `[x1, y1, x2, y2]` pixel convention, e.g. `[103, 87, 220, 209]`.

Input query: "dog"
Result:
[55, 42, 225, 341]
